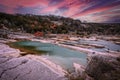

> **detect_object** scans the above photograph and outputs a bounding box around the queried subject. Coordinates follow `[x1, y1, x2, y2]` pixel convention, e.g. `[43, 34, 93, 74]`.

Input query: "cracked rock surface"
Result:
[86, 54, 120, 80]
[0, 43, 66, 80]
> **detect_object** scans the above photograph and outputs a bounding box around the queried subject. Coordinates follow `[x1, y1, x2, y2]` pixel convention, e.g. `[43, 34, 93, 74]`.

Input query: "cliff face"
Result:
[85, 54, 120, 80]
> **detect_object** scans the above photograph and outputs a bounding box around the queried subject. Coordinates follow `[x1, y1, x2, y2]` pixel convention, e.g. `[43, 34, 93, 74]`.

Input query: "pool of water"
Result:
[11, 41, 87, 71]
[78, 39, 120, 52]
[62, 39, 120, 52]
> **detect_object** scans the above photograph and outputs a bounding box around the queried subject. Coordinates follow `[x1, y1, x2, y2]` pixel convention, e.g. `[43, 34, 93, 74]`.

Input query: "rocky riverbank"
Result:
[0, 36, 120, 80]
[86, 53, 120, 80]
[0, 40, 66, 80]
[33, 38, 120, 80]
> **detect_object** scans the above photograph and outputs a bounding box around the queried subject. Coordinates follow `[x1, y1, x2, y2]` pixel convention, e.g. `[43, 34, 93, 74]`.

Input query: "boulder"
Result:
[85, 54, 120, 80]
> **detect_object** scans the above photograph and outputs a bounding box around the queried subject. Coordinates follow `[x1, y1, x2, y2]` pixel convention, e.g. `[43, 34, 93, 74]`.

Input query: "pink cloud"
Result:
[0, 0, 119, 23]
[72, 1, 120, 19]
[62, 2, 86, 17]
[0, 0, 49, 8]
[41, 0, 67, 13]
[72, 3, 119, 18]
[41, 0, 86, 15]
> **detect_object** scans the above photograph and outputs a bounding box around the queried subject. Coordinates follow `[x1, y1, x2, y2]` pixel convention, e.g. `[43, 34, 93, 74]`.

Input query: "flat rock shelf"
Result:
[0, 43, 66, 80]
[9, 41, 87, 71]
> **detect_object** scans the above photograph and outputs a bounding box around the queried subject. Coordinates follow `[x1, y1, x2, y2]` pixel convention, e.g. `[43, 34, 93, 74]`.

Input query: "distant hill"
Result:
[0, 12, 120, 35]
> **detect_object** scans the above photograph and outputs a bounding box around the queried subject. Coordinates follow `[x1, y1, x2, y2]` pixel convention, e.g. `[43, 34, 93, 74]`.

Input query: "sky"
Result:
[0, 0, 120, 23]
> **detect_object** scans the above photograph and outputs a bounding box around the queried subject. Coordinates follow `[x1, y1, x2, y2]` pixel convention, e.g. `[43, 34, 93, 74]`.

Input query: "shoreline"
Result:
[25, 55, 67, 76]
[0, 36, 119, 80]
[31, 38, 119, 57]
[0, 40, 67, 79]
[0, 38, 88, 77]
[57, 43, 119, 57]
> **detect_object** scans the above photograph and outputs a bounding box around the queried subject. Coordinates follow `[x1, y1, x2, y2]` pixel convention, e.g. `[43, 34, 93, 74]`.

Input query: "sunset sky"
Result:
[0, 0, 120, 23]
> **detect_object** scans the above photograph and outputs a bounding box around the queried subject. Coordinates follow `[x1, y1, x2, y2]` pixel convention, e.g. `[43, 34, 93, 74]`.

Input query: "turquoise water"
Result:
[13, 41, 87, 71]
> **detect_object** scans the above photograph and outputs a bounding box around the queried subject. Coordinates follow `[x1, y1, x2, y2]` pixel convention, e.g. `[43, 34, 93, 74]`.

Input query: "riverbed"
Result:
[10, 41, 87, 71]
[61, 39, 120, 53]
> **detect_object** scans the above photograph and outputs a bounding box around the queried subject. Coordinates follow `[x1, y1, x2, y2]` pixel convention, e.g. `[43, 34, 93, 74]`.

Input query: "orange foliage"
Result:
[34, 32, 43, 37]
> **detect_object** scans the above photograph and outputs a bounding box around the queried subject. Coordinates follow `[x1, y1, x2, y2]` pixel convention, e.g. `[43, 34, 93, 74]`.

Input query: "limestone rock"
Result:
[85, 54, 120, 80]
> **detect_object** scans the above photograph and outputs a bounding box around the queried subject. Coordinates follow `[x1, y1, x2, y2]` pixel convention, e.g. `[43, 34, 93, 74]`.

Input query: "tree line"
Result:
[0, 12, 120, 36]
